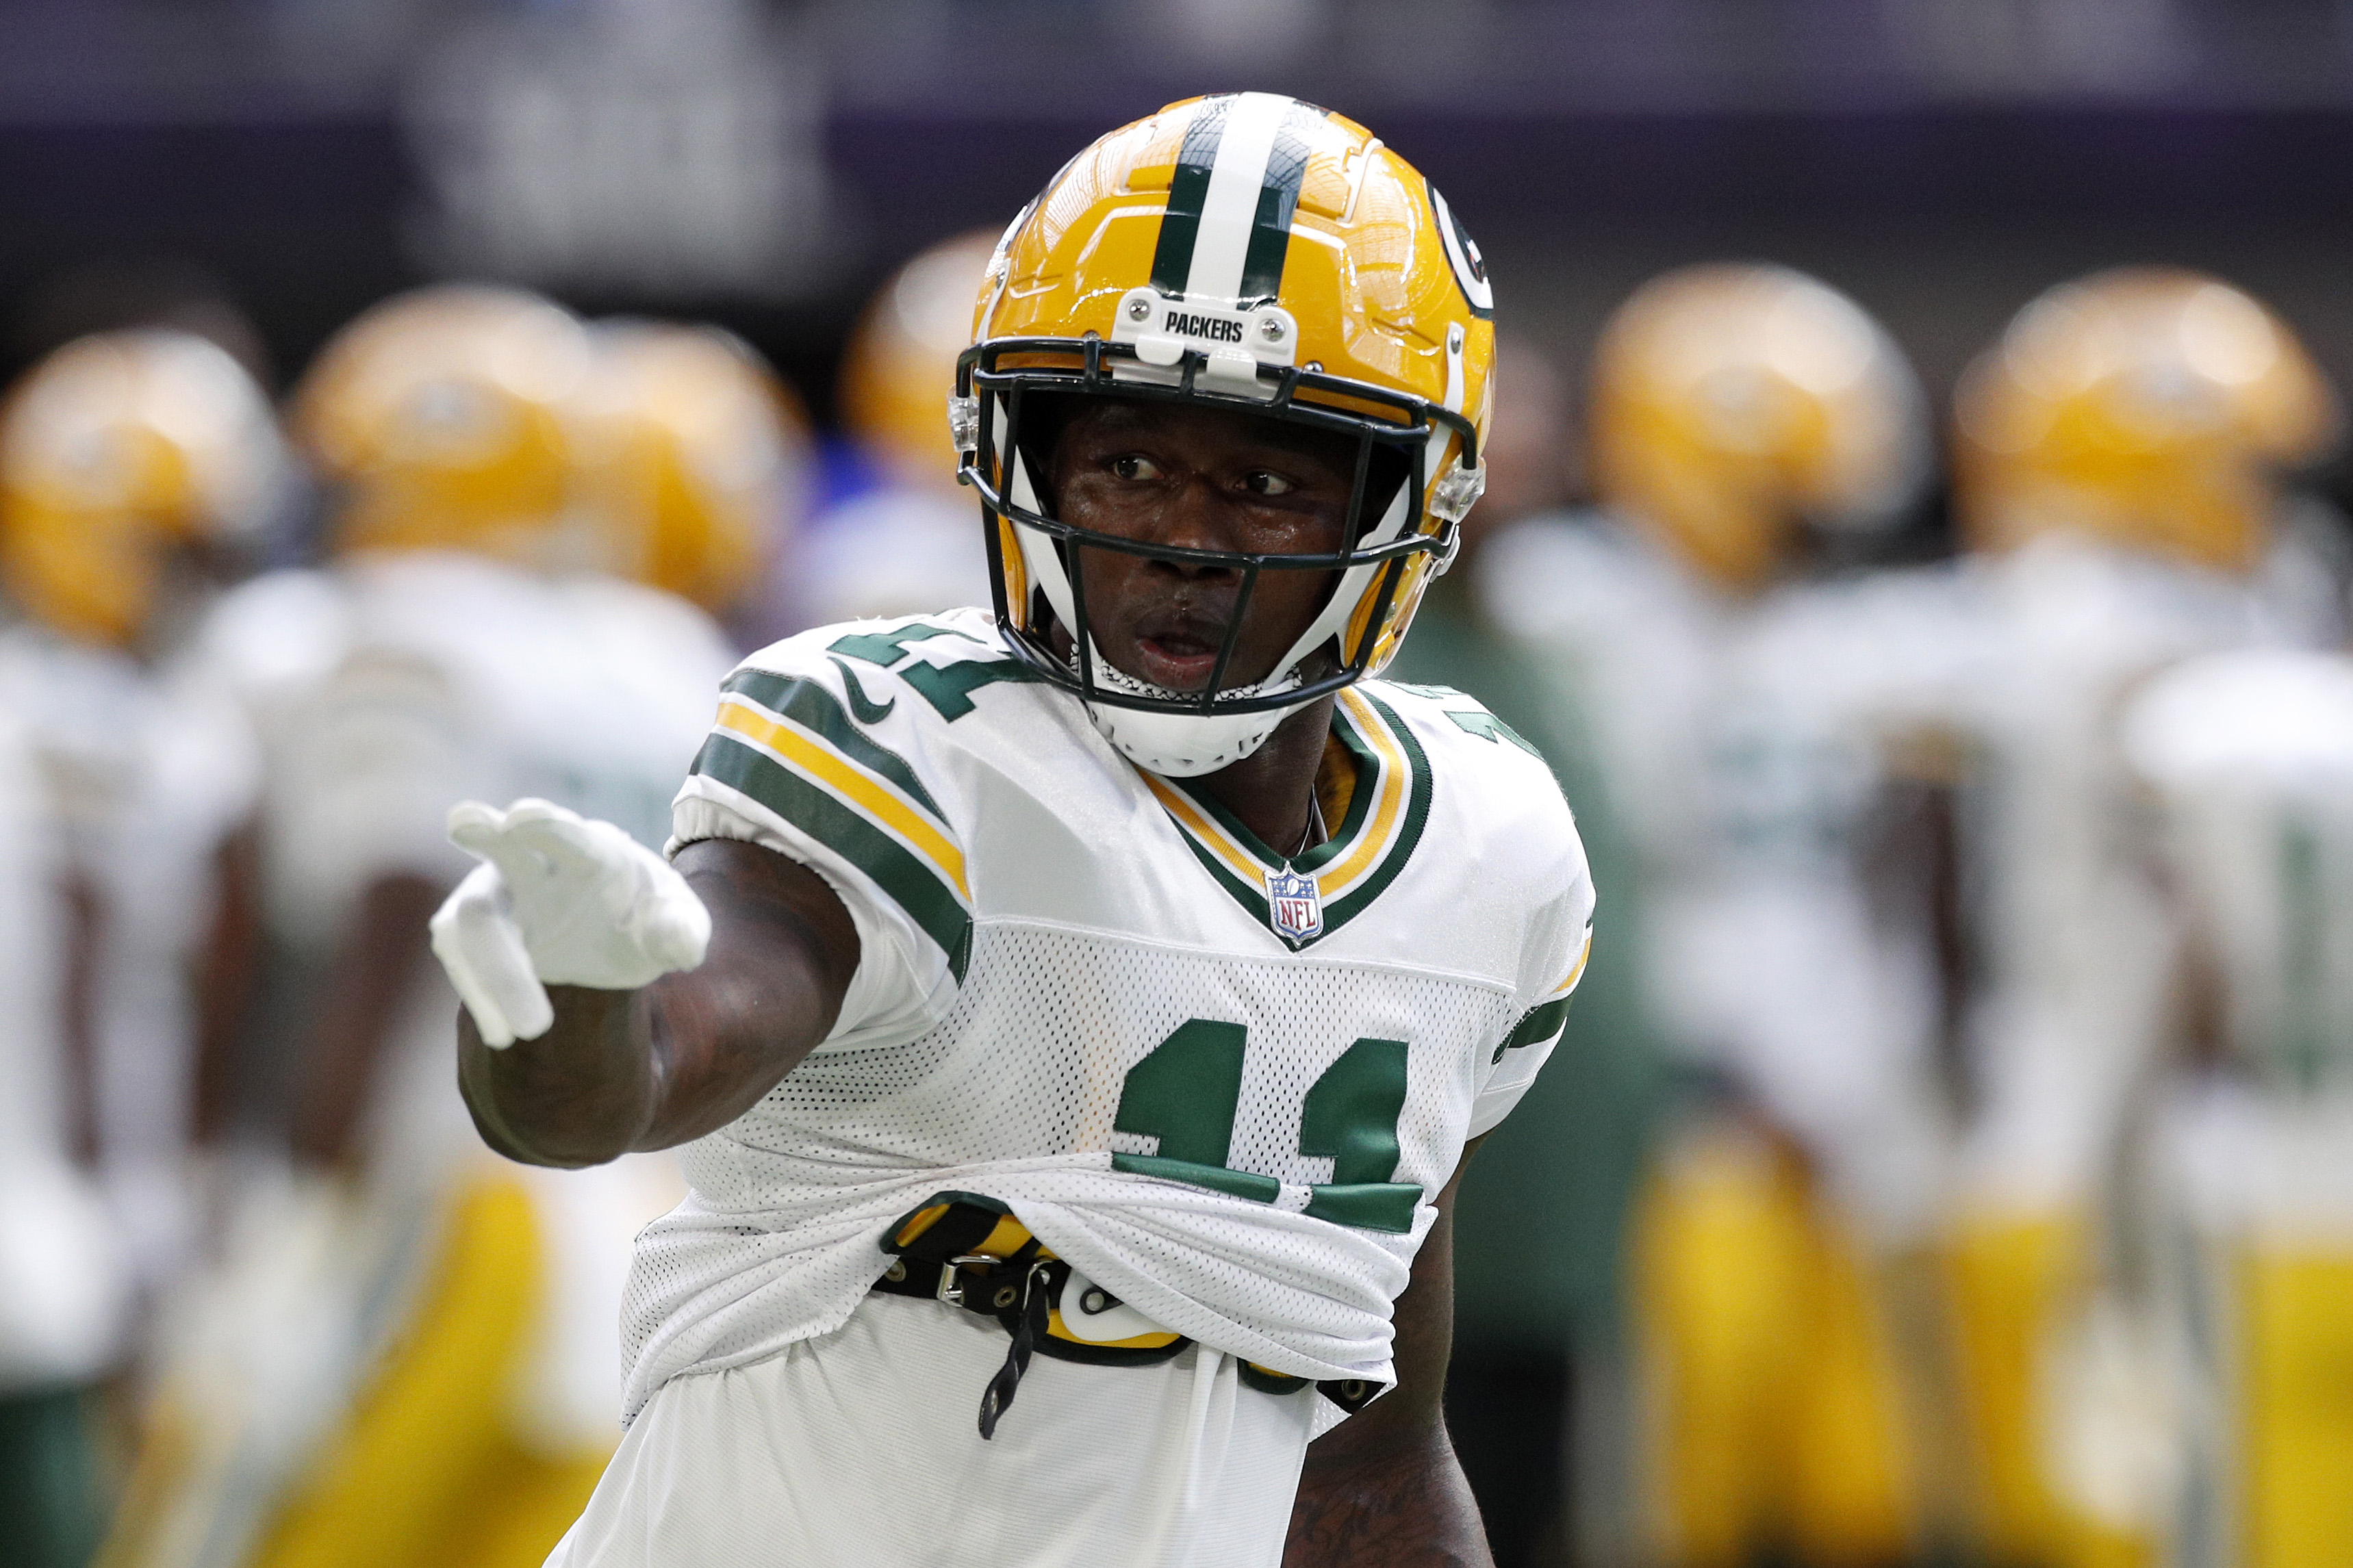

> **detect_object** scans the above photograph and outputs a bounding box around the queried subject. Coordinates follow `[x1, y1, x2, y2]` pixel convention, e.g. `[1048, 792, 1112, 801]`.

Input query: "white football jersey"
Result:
[1477, 514, 1969, 1239]
[0, 699, 129, 1387]
[0, 625, 260, 1291]
[1931, 534, 2335, 1207]
[2123, 648, 2353, 1098]
[622, 606, 1593, 1423]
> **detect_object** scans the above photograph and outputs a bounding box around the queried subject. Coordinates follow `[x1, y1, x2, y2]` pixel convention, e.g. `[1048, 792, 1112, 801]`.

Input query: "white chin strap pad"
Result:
[1082, 654, 1314, 777]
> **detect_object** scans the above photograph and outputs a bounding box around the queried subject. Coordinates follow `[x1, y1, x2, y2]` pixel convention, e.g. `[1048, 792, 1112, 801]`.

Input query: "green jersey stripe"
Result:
[720, 667, 948, 825]
[694, 731, 973, 982]
[1167, 827, 1274, 927]
[1491, 994, 1574, 1064]
[1317, 692, 1434, 936]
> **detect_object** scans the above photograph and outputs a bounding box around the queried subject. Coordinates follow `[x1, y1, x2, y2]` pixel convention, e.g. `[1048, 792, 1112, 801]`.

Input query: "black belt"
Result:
[870, 1196, 1383, 1438]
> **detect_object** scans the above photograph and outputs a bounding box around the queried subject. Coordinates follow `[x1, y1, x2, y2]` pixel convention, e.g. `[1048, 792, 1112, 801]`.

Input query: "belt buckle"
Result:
[937, 1255, 995, 1307]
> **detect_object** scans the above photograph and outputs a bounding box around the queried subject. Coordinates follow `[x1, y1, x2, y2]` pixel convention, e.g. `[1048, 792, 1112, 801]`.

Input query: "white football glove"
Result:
[429, 797, 711, 1048]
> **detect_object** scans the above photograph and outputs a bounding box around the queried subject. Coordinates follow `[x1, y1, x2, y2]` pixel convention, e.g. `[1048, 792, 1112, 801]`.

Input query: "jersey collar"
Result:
[1142, 686, 1434, 948]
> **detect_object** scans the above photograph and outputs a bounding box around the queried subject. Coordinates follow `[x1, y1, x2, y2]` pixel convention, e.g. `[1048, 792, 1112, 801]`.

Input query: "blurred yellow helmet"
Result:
[840, 230, 1000, 492]
[1589, 264, 1927, 593]
[0, 329, 285, 649]
[965, 92, 1495, 775]
[292, 284, 593, 564]
[1953, 268, 2340, 572]
[574, 320, 811, 613]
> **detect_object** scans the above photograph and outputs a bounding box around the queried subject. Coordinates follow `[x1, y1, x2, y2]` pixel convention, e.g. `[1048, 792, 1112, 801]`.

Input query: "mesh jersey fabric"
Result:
[624, 606, 1594, 1424]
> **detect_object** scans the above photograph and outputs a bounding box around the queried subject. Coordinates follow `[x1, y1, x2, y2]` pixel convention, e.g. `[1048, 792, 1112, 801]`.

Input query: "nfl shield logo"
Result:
[1267, 869, 1324, 943]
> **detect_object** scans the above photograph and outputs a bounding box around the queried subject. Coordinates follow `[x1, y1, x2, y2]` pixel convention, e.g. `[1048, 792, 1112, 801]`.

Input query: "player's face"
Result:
[1045, 399, 1356, 693]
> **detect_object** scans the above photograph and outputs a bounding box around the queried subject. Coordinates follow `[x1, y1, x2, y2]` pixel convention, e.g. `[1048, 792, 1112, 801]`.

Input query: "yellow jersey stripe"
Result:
[1552, 929, 1594, 999]
[715, 699, 970, 900]
[1315, 690, 1409, 895]
[1144, 773, 1265, 885]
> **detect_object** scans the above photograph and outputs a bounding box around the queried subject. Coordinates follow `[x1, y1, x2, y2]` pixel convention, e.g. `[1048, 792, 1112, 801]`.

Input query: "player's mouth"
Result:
[1125, 607, 1241, 692]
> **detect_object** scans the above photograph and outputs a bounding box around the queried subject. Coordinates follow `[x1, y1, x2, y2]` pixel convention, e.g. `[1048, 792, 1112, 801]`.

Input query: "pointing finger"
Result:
[446, 799, 509, 860]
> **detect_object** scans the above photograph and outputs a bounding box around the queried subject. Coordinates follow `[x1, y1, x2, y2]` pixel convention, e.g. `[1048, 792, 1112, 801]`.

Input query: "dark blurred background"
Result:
[8, 0, 2353, 437]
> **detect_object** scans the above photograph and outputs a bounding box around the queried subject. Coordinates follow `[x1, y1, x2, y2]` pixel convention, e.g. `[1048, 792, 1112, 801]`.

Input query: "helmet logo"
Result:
[1429, 185, 1493, 318]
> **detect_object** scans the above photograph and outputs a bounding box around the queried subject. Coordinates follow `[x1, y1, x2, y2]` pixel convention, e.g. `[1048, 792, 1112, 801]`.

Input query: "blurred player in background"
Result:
[2122, 649, 2353, 1568]
[579, 318, 811, 650]
[1378, 336, 1655, 1568]
[1936, 270, 2345, 1568]
[105, 287, 791, 1568]
[797, 229, 999, 625]
[0, 329, 285, 1567]
[1481, 265, 1955, 1568]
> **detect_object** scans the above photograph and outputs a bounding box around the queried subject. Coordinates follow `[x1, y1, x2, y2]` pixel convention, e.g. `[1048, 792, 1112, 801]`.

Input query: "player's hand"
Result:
[429, 797, 711, 1048]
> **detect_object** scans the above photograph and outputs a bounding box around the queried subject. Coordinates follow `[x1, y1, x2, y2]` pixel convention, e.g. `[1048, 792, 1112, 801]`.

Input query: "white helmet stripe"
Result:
[1184, 92, 1293, 306]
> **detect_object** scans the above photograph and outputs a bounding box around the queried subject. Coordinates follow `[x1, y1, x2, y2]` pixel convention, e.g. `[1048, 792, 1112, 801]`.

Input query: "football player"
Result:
[107, 290, 752, 1568]
[431, 94, 1592, 1567]
[0, 329, 285, 1564]
[2122, 648, 2353, 1568]
[1475, 264, 1957, 1568]
[799, 229, 1002, 625]
[1934, 269, 2344, 1568]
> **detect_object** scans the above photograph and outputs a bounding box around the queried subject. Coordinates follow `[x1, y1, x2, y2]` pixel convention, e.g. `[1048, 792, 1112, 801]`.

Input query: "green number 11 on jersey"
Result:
[1109, 1020, 1423, 1233]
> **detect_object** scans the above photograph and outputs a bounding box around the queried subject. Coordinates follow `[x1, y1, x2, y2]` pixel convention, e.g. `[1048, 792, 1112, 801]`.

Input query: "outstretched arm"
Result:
[457, 836, 859, 1168]
[1284, 1141, 1490, 1568]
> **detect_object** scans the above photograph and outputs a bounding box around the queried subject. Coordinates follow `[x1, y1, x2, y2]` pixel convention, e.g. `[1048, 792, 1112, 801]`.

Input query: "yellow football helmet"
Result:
[1953, 268, 2340, 572]
[963, 92, 1494, 775]
[574, 320, 810, 613]
[0, 329, 285, 649]
[841, 230, 1000, 492]
[292, 285, 593, 565]
[1589, 264, 1926, 593]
